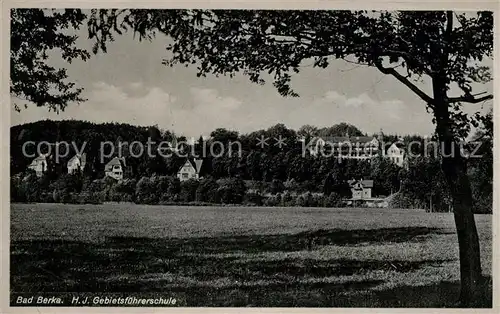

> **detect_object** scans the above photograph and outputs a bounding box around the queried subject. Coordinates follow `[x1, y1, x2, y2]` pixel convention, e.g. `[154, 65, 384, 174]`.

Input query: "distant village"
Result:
[11, 118, 490, 213]
[28, 132, 406, 178]
[25, 132, 406, 205]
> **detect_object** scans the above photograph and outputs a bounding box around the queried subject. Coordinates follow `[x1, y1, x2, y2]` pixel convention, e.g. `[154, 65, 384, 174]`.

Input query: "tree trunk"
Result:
[442, 151, 483, 307]
[432, 78, 483, 307]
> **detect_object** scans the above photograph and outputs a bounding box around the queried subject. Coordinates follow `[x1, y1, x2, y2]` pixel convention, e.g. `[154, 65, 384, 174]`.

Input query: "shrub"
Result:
[102, 175, 118, 187]
[309, 193, 324, 207]
[135, 177, 158, 204]
[388, 192, 427, 209]
[283, 179, 299, 192]
[114, 178, 137, 195]
[263, 194, 281, 207]
[217, 177, 247, 204]
[153, 175, 180, 202]
[196, 178, 219, 203]
[243, 192, 263, 206]
[60, 190, 74, 203]
[270, 179, 285, 194]
[39, 192, 54, 203]
[179, 179, 200, 202]
[160, 192, 178, 203]
[108, 178, 137, 202]
[297, 181, 317, 193]
[19, 173, 41, 202]
[84, 179, 104, 193]
[280, 191, 296, 207]
[473, 193, 492, 214]
[245, 180, 264, 192]
[296, 192, 314, 207]
[10, 175, 25, 202]
[76, 192, 102, 204]
[323, 192, 343, 207]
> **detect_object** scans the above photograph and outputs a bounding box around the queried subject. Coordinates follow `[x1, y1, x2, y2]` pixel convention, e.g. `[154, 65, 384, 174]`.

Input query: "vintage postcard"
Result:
[2, 0, 499, 312]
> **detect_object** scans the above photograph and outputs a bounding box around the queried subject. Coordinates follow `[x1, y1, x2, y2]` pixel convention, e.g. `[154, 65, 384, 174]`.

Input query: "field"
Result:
[10, 203, 492, 307]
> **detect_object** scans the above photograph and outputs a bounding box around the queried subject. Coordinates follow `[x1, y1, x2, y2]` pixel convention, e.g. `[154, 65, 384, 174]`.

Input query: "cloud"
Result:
[190, 87, 242, 111]
[11, 82, 252, 139]
[129, 82, 143, 89]
[85, 84, 247, 137]
[10, 83, 434, 138]
[75, 82, 178, 127]
[280, 91, 434, 135]
[322, 91, 402, 113]
[323, 91, 406, 121]
[324, 91, 362, 108]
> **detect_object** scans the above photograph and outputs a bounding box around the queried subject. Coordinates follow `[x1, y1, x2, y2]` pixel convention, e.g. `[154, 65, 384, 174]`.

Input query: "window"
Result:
[182, 173, 189, 179]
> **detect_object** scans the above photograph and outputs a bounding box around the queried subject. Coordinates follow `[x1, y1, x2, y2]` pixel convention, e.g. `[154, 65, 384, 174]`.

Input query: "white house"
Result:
[386, 142, 405, 167]
[28, 154, 49, 177]
[308, 135, 380, 159]
[177, 158, 203, 181]
[104, 157, 126, 180]
[348, 179, 373, 200]
[67, 153, 87, 174]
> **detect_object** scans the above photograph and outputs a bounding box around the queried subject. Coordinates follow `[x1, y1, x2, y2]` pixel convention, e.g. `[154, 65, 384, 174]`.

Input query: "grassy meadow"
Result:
[10, 203, 492, 307]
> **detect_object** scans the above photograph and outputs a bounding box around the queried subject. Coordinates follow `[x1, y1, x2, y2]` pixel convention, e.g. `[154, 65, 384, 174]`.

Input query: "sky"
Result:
[10, 16, 493, 139]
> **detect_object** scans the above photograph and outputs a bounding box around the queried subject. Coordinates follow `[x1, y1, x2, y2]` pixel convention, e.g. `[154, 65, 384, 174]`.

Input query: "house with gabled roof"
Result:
[67, 153, 87, 174]
[104, 156, 127, 181]
[177, 158, 203, 182]
[348, 179, 374, 200]
[386, 141, 406, 167]
[26, 142, 63, 177]
[28, 153, 49, 177]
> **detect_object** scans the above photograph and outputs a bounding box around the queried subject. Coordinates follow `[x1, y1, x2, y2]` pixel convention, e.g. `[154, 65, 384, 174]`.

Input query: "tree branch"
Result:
[383, 49, 434, 77]
[448, 94, 493, 104]
[374, 58, 434, 105]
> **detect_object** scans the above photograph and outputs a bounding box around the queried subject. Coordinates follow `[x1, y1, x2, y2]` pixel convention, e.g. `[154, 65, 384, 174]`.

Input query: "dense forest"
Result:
[10, 119, 492, 213]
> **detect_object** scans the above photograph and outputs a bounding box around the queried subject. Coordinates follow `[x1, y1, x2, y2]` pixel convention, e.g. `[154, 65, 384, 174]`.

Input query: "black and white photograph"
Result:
[6, 4, 496, 309]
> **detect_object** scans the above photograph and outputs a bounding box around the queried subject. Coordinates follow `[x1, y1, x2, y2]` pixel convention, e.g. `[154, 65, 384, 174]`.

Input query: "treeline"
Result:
[10, 119, 493, 213]
[8, 155, 489, 213]
[11, 172, 346, 208]
[9, 120, 420, 191]
[10, 120, 401, 191]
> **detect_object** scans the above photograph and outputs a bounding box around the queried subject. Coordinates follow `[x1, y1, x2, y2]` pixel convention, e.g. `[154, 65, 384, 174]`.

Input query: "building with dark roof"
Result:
[177, 158, 203, 181]
[348, 179, 374, 200]
[104, 157, 127, 181]
[307, 135, 380, 159]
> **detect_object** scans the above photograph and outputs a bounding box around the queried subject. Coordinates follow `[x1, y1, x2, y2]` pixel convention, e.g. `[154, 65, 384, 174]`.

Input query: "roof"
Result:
[386, 142, 406, 153]
[178, 158, 203, 174]
[350, 136, 378, 144]
[348, 179, 374, 188]
[391, 141, 406, 148]
[68, 153, 87, 165]
[178, 160, 194, 172]
[105, 157, 126, 171]
[30, 154, 49, 165]
[33, 155, 47, 161]
[360, 180, 374, 188]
